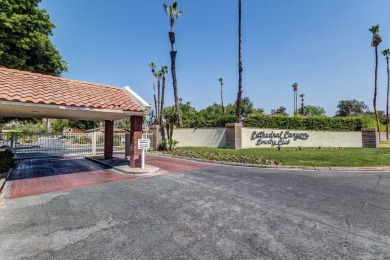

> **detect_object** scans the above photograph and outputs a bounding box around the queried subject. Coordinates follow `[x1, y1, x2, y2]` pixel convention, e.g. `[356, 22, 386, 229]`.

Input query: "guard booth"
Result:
[0, 67, 150, 168]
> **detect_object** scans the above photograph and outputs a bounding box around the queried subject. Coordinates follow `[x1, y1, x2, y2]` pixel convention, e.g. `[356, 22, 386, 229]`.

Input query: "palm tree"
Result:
[382, 49, 390, 139]
[160, 66, 169, 126]
[236, 0, 243, 121]
[292, 83, 298, 115]
[369, 24, 382, 140]
[300, 93, 305, 115]
[219, 78, 225, 114]
[155, 71, 162, 125]
[149, 62, 158, 123]
[163, 1, 184, 127]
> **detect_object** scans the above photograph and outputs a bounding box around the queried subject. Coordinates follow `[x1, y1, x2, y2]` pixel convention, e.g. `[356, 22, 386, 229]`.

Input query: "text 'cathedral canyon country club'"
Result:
[250, 131, 310, 147]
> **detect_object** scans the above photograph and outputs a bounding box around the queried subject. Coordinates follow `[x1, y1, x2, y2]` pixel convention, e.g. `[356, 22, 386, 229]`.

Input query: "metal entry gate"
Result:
[0, 132, 127, 159]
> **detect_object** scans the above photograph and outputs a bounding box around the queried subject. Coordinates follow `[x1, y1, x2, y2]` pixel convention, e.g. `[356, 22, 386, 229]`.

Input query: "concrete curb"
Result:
[148, 152, 390, 172]
[0, 167, 13, 193]
[85, 157, 160, 175]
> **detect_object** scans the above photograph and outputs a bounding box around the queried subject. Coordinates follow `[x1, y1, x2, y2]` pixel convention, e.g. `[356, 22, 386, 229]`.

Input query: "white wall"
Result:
[172, 128, 226, 148]
[242, 128, 362, 148]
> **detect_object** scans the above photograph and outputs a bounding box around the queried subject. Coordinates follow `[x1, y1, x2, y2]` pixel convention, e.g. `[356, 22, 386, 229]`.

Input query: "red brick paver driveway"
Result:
[3, 155, 214, 199]
[5, 157, 140, 199]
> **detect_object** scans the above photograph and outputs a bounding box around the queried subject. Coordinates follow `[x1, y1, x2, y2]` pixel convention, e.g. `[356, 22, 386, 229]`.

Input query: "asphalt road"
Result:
[1, 165, 390, 259]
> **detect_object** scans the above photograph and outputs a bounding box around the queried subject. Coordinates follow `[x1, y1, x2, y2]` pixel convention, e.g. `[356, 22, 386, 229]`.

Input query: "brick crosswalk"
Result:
[6, 157, 140, 199]
[4, 155, 214, 199]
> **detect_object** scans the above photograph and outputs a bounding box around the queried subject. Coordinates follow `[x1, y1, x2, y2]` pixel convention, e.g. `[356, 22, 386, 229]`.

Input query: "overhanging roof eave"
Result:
[0, 101, 144, 120]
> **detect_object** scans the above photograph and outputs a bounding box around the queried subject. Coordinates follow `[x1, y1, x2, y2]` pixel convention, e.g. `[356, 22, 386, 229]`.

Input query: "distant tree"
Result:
[0, 118, 42, 132]
[51, 119, 70, 133]
[369, 24, 382, 139]
[236, 0, 243, 122]
[301, 105, 326, 117]
[382, 49, 390, 138]
[336, 99, 369, 116]
[49, 119, 99, 132]
[251, 108, 265, 115]
[115, 119, 131, 131]
[271, 106, 288, 116]
[219, 78, 225, 114]
[3, 121, 46, 133]
[163, 1, 184, 127]
[0, 0, 67, 75]
[148, 62, 158, 121]
[299, 94, 305, 115]
[68, 120, 99, 131]
[226, 97, 255, 117]
[164, 101, 199, 128]
[292, 83, 298, 114]
[162, 98, 263, 128]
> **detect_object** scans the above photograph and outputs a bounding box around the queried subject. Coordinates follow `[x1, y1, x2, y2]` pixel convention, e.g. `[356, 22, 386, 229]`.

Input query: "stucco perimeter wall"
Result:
[242, 128, 363, 148]
[173, 128, 226, 148]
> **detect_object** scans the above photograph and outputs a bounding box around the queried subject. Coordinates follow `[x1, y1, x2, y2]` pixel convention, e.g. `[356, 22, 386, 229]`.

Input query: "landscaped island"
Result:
[163, 147, 390, 167]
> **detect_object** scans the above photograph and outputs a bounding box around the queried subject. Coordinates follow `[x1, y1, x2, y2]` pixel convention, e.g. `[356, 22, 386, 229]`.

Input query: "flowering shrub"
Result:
[163, 149, 280, 165]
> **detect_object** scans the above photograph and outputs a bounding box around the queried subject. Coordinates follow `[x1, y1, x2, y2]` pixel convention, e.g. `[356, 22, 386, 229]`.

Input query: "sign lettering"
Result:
[138, 139, 150, 149]
[250, 130, 309, 147]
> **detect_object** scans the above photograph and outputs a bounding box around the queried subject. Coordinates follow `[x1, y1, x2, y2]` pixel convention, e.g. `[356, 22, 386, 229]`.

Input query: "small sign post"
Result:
[137, 139, 150, 169]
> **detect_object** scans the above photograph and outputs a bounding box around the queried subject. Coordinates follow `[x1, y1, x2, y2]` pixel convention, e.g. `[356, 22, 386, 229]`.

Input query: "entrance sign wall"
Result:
[149, 125, 372, 150]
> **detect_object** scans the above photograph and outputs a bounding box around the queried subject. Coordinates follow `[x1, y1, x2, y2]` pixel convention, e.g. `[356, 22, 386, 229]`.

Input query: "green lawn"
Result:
[167, 147, 390, 167]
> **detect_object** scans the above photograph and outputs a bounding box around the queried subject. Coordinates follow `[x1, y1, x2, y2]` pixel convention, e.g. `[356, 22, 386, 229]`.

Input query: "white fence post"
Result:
[92, 132, 97, 155]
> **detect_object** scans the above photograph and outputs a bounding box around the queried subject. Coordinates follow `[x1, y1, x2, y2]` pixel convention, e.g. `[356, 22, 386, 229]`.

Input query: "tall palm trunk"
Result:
[169, 17, 183, 127]
[293, 90, 296, 114]
[221, 82, 225, 114]
[157, 77, 161, 125]
[386, 55, 389, 139]
[151, 68, 157, 124]
[301, 97, 304, 115]
[374, 45, 381, 141]
[160, 74, 166, 127]
[236, 0, 243, 121]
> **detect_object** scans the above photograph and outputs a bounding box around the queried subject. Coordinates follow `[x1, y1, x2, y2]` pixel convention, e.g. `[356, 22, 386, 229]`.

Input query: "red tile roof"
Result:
[0, 67, 143, 112]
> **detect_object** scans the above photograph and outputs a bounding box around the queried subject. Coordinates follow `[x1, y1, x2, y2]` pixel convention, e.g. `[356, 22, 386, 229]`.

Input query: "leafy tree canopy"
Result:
[270, 106, 288, 116]
[226, 97, 263, 117]
[51, 119, 99, 132]
[115, 120, 131, 131]
[3, 120, 46, 133]
[335, 100, 369, 117]
[1, 118, 42, 132]
[162, 97, 263, 128]
[0, 0, 67, 75]
[300, 105, 326, 117]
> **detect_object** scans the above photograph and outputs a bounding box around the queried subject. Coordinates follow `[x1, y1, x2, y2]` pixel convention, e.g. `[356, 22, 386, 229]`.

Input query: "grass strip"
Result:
[163, 147, 390, 167]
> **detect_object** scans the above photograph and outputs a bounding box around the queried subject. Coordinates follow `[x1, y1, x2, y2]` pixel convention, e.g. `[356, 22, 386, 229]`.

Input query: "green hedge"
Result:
[244, 115, 380, 131]
[190, 114, 238, 128]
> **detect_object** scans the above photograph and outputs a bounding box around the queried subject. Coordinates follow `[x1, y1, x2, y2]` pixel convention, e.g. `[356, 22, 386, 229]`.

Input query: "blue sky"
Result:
[40, 0, 390, 116]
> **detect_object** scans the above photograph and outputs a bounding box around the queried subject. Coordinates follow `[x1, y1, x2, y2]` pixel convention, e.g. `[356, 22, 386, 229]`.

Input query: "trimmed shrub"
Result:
[164, 149, 280, 165]
[215, 115, 238, 127]
[244, 115, 381, 131]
